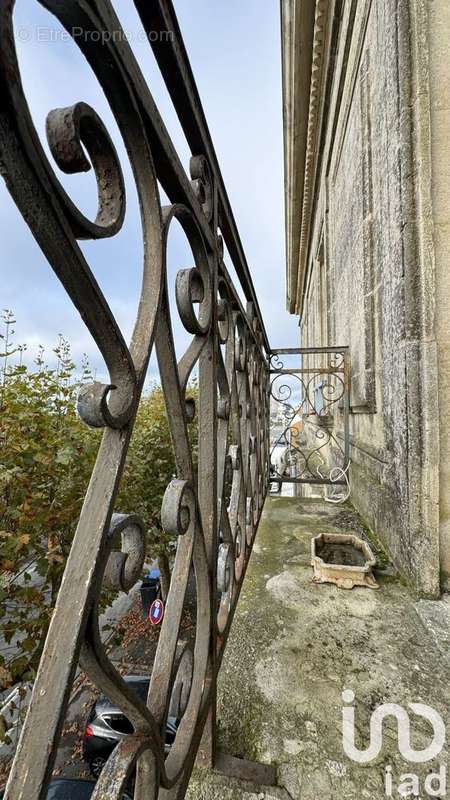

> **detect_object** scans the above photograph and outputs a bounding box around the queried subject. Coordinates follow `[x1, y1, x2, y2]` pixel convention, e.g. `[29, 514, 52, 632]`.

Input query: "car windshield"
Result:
[104, 714, 134, 735]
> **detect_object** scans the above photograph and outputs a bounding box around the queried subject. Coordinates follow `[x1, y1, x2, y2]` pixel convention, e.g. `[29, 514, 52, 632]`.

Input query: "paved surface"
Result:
[1, 571, 154, 762]
[187, 497, 450, 799]
[53, 593, 160, 780]
[5, 498, 449, 797]
[53, 575, 195, 781]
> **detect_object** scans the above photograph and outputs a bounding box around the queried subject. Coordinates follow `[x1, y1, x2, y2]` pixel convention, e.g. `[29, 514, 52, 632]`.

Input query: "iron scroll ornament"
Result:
[269, 352, 348, 485]
[0, 2, 270, 798]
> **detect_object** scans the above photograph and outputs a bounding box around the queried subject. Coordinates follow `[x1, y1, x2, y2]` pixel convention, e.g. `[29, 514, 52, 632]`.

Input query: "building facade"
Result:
[281, 0, 450, 596]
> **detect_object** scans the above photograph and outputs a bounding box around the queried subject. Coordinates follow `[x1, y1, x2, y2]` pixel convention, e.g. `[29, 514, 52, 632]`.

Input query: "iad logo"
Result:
[342, 690, 445, 764]
[342, 690, 447, 797]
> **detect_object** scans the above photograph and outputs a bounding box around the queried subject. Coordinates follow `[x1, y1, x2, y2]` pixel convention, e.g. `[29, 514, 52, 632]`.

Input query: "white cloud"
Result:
[0, 0, 299, 385]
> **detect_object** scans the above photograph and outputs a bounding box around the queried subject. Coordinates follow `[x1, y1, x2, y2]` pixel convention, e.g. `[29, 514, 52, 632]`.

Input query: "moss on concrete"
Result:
[187, 497, 450, 799]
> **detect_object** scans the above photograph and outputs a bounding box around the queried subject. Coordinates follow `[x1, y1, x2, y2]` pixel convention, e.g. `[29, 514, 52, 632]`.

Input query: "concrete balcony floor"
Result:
[187, 497, 450, 800]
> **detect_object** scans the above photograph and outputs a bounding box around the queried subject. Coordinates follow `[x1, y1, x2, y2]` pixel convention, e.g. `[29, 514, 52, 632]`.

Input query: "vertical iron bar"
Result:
[196, 183, 219, 769]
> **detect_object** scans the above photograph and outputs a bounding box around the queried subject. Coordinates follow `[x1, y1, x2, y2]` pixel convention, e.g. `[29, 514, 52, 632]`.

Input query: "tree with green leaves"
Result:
[0, 311, 197, 694]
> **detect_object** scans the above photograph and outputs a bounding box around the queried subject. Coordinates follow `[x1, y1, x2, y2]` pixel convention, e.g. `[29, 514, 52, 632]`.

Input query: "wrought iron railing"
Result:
[1, 2, 270, 798]
[269, 347, 350, 489]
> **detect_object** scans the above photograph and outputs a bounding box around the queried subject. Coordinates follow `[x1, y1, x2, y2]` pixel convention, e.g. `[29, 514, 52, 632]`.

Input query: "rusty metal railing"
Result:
[1, 2, 270, 797]
[269, 347, 350, 489]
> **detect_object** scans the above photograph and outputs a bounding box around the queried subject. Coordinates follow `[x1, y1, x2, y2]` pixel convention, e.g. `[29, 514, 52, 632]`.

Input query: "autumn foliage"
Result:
[0, 311, 196, 689]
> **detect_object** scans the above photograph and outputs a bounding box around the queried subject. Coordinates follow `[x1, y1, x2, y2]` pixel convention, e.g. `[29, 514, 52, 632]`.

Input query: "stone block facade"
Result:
[282, 0, 450, 595]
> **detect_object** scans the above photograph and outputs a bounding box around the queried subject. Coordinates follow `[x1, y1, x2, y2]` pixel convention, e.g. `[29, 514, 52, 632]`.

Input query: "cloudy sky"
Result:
[1, 0, 299, 380]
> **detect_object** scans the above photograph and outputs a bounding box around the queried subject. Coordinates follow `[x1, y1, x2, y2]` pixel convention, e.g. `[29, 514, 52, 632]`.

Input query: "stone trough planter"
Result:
[311, 532, 379, 590]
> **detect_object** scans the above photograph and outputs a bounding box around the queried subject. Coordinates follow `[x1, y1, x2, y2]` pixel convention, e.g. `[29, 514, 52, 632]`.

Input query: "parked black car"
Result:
[83, 675, 178, 778]
[1, 779, 132, 799]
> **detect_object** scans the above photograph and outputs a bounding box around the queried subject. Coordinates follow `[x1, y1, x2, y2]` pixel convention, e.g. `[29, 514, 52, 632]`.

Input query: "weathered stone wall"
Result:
[428, 0, 450, 585]
[300, 0, 442, 594]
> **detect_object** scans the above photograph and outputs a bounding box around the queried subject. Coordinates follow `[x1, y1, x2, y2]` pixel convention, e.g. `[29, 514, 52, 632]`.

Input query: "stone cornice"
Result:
[296, 0, 332, 313]
[281, 0, 334, 315]
[281, 0, 315, 313]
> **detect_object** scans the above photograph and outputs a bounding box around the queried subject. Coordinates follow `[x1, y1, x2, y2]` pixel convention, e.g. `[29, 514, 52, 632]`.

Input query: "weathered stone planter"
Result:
[311, 532, 379, 589]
